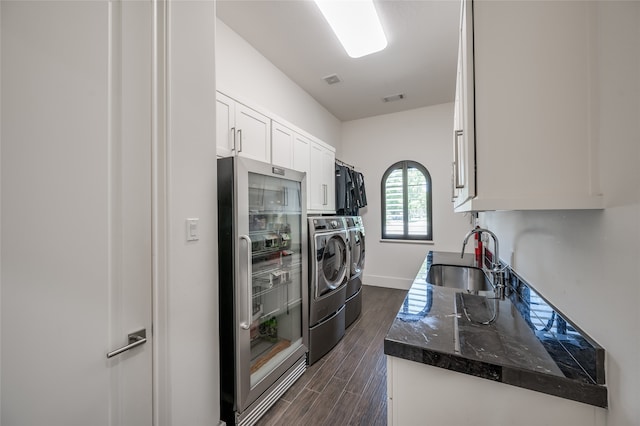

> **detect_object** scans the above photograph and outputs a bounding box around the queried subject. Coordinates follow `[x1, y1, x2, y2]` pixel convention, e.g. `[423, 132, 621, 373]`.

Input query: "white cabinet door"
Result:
[235, 103, 271, 163]
[452, 39, 462, 203]
[388, 357, 604, 426]
[453, 0, 475, 209]
[309, 141, 325, 211]
[216, 92, 236, 157]
[1, 2, 153, 425]
[453, 0, 602, 212]
[292, 132, 310, 174]
[308, 140, 336, 213]
[292, 133, 311, 209]
[216, 93, 271, 163]
[271, 121, 294, 168]
[321, 147, 336, 212]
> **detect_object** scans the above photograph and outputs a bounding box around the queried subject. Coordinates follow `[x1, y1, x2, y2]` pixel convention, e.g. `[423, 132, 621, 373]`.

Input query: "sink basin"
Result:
[426, 264, 493, 292]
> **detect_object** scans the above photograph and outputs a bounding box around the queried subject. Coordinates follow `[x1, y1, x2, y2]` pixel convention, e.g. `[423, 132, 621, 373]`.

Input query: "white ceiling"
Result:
[216, 0, 461, 122]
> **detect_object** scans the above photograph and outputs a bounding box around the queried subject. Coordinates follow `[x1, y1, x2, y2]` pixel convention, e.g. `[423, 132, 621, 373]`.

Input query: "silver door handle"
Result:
[237, 129, 243, 153]
[106, 329, 147, 358]
[239, 235, 253, 330]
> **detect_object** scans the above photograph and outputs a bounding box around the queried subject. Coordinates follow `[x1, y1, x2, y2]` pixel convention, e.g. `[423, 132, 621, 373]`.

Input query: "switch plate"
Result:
[186, 218, 199, 241]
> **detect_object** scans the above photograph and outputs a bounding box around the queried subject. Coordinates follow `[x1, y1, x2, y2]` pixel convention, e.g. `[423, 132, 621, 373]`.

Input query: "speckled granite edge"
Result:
[384, 251, 608, 409]
[384, 338, 608, 408]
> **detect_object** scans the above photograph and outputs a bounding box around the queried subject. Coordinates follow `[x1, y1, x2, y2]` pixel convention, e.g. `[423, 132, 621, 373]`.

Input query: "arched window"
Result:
[381, 160, 432, 241]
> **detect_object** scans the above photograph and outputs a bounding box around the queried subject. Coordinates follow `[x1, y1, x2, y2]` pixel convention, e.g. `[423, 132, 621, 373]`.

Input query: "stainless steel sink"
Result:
[426, 264, 493, 292]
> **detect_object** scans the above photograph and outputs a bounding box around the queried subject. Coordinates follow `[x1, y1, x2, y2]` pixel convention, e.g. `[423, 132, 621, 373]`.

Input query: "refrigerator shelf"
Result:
[252, 279, 295, 298]
[252, 263, 301, 282]
[254, 298, 302, 321]
[249, 338, 292, 375]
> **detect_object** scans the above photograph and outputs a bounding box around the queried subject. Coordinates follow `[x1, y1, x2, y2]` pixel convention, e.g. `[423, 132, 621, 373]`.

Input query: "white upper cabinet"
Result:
[216, 92, 235, 158]
[452, 0, 475, 208]
[216, 91, 271, 163]
[453, 0, 603, 212]
[271, 121, 295, 169]
[235, 103, 271, 163]
[321, 145, 336, 212]
[216, 91, 336, 213]
[309, 140, 336, 213]
[292, 132, 310, 175]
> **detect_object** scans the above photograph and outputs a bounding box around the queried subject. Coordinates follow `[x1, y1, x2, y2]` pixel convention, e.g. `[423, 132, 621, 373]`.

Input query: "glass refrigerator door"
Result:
[247, 172, 304, 387]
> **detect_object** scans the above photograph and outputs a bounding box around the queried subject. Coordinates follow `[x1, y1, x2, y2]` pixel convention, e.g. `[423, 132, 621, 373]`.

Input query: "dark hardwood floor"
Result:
[257, 285, 408, 426]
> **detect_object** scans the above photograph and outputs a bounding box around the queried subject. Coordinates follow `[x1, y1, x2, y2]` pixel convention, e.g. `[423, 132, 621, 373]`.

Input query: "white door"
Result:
[1, 2, 153, 425]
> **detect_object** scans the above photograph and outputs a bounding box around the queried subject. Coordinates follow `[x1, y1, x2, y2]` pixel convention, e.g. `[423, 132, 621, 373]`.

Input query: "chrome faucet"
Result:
[461, 228, 505, 299]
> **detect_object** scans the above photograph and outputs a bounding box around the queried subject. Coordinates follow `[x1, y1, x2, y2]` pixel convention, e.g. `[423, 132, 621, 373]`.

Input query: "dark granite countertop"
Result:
[384, 251, 608, 408]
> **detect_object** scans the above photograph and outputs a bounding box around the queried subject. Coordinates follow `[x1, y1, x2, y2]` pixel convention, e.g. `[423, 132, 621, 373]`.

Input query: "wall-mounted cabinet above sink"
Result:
[452, 0, 604, 212]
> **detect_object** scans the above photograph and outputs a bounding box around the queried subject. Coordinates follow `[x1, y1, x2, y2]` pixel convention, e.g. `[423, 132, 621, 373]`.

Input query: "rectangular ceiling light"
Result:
[314, 0, 388, 59]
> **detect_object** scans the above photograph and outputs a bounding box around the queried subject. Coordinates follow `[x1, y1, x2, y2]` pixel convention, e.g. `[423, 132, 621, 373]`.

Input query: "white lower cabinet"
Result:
[387, 356, 606, 426]
[216, 92, 271, 163]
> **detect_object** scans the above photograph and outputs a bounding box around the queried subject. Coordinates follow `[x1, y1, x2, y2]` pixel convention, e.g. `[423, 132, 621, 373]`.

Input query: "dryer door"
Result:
[350, 230, 364, 277]
[317, 234, 348, 298]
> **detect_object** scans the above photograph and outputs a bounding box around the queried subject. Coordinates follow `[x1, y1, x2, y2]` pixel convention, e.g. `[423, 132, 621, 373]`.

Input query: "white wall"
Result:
[341, 104, 472, 289]
[160, 2, 220, 425]
[216, 19, 342, 151]
[480, 3, 639, 425]
[0, 2, 221, 425]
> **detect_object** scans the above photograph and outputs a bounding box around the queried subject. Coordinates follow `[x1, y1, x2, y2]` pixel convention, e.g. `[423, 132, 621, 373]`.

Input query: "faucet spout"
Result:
[460, 227, 504, 299]
[461, 228, 499, 269]
[460, 228, 479, 258]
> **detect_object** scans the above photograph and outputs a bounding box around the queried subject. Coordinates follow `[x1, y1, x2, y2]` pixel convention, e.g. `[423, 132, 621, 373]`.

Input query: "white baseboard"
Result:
[362, 273, 413, 290]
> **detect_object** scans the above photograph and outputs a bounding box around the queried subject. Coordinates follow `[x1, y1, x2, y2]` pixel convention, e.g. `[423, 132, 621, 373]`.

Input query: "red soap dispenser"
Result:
[474, 226, 483, 264]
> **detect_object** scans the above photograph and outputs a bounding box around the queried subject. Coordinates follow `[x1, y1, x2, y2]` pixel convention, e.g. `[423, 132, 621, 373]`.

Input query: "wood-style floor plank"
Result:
[255, 285, 407, 426]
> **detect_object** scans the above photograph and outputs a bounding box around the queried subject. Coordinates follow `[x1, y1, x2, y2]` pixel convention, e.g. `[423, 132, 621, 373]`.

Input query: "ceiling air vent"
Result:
[382, 93, 405, 103]
[323, 74, 341, 85]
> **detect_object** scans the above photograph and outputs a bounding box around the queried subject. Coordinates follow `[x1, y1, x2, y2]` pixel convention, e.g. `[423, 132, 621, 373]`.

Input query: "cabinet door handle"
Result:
[322, 184, 327, 205]
[239, 235, 253, 330]
[454, 130, 465, 189]
[237, 129, 243, 154]
[231, 126, 236, 153]
[451, 162, 458, 201]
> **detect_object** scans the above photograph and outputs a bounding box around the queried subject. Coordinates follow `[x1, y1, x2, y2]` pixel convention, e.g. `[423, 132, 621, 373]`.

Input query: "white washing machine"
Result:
[307, 217, 348, 365]
[345, 216, 365, 328]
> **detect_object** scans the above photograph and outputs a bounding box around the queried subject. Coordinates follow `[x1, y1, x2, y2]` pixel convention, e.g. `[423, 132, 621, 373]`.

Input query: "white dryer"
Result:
[345, 216, 365, 327]
[307, 217, 348, 365]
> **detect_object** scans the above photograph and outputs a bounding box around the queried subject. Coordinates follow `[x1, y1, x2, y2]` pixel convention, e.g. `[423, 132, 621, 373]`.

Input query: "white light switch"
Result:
[186, 218, 199, 241]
